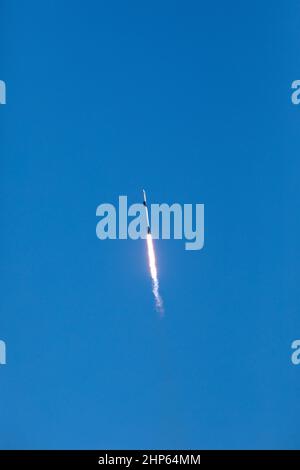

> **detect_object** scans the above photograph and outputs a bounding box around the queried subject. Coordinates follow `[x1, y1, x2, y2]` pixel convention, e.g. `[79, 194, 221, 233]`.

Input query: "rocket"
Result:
[143, 189, 151, 234]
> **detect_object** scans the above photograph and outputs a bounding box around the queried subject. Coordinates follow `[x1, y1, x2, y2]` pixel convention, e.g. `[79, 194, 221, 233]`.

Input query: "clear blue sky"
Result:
[0, 0, 299, 449]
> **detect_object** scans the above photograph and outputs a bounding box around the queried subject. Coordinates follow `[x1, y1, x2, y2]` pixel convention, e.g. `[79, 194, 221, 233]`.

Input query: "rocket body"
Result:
[142, 189, 151, 234]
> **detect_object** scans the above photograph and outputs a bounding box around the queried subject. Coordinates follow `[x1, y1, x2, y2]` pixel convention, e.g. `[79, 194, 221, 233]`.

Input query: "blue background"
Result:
[0, 1, 299, 449]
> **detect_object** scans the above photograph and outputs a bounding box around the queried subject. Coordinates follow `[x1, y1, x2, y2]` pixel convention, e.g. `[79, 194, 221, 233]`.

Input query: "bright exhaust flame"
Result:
[146, 233, 164, 314]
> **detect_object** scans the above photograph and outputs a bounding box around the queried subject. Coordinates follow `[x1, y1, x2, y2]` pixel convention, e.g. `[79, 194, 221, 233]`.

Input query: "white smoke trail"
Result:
[146, 233, 164, 314]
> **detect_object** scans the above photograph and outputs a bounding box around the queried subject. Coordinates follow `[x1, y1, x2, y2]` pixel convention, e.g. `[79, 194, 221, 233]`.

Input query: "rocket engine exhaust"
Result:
[143, 190, 164, 314]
